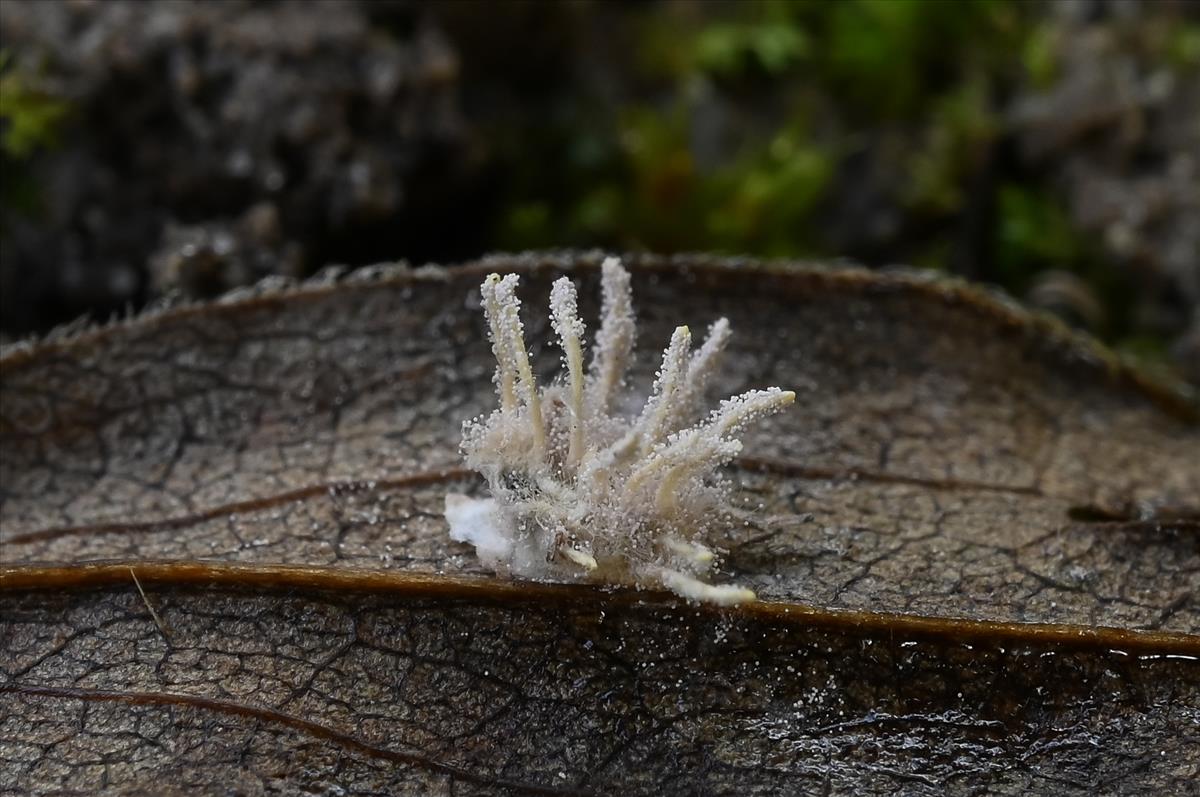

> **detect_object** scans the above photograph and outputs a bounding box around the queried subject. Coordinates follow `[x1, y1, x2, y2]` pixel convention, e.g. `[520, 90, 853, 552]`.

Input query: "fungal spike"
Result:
[447, 257, 793, 604]
[550, 277, 586, 470]
[634, 325, 692, 455]
[480, 274, 518, 410]
[658, 569, 757, 606]
[587, 256, 636, 416]
[639, 432, 741, 514]
[491, 273, 546, 461]
[663, 537, 716, 567]
[672, 317, 730, 428]
[576, 425, 640, 490]
[712, 388, 796, 438]
[561, 546, 598, 571]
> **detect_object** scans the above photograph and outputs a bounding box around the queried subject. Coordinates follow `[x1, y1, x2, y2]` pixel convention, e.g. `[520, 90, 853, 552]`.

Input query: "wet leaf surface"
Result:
[2, 253, 1198, 794]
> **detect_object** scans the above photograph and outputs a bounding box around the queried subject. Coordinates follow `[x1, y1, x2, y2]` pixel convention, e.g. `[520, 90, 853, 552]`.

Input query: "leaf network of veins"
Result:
[444, 256, 794, 605]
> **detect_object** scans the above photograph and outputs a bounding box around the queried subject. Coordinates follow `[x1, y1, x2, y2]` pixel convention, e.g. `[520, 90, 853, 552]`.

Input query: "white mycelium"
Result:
[445, 257, 793, 605]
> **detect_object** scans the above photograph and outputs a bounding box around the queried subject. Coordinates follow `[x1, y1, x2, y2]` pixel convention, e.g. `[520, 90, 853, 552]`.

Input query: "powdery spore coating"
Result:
[445, 257, 794, 605]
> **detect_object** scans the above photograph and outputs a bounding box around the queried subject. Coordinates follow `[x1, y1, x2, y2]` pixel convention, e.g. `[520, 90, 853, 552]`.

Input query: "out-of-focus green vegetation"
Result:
[482, 0, 1190, 371]
[0, 52, 67, 159]
[0, 51, 68, 223]
[2, 0, 1192, 377]
[498, 0, 1025, 258]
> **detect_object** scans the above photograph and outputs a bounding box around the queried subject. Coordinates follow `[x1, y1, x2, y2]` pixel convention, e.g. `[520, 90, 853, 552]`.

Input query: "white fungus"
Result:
[445, 257, 794, 605]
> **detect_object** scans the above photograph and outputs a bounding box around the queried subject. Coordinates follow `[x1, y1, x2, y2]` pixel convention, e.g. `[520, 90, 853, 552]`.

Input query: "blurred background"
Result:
[1, 0, 1197, 382]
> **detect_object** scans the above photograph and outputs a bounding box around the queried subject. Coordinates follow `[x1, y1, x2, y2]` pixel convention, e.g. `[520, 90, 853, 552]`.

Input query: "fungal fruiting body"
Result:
[444, 257, 794, 605]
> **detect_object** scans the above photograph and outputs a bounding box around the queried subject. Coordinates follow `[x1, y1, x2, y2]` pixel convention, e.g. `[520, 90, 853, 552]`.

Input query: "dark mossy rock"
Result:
[0, 0, 474, 333]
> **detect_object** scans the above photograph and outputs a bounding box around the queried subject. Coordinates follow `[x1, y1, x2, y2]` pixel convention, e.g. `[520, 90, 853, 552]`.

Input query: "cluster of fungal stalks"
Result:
[444, 257, 793, 605]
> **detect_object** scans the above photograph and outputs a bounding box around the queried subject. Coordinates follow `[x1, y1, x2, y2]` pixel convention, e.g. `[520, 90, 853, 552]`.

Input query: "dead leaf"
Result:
[2, 253, 1198, 793]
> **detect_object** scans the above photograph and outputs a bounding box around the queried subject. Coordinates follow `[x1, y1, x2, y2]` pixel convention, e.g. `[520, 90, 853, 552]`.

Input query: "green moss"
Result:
[805, 0, 1020, 119]
[904, 76, 997, 215]
[994, 183, 1155, 346]
[995, 184, 1084, 290]
[693, 14, 809, 77]
[490, 0, 1180, 364]
[1167, 24, 1200, 68]
[0, 52, 70, 230]
[0, 52, 68, 160]
[1022, 23, 1060, 89]
[502, 202, 554, 251]
[703, 127, 832, 255]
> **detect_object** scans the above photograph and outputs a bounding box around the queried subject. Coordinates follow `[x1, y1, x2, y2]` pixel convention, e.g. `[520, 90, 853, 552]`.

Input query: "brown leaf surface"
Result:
[2, 253, 1198, 794]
